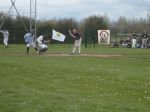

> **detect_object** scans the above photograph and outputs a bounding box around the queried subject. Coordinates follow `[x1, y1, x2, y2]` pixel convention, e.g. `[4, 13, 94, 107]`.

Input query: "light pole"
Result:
[29, 0, 37, 41]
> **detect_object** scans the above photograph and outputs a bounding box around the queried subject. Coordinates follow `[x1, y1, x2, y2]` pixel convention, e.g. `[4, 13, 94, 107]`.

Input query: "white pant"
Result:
[142, 38, 148, 48]
[37, 43, 48, 51]
[72, 38, 81, 54]
[132, 39, 137, 48]
[27, 42, 36, 48]
[3, 37, 8, 46]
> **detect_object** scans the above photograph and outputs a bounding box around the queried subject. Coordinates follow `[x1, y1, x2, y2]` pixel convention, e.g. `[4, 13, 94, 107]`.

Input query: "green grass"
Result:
[0, 44, 150, 112]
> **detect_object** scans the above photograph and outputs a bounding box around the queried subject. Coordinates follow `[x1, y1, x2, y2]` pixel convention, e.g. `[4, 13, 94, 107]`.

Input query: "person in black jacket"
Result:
[69, 29, 81, 55]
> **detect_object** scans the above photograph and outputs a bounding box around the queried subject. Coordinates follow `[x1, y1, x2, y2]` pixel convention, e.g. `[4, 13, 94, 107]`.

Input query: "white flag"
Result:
[52, 29, 66, 42]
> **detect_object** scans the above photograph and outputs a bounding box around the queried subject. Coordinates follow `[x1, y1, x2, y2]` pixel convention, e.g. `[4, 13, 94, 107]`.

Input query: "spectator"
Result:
[141, 32, 148, 48]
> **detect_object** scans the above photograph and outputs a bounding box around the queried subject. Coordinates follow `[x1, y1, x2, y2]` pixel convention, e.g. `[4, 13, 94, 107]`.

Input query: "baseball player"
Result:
[0, 28, 9, 47]
[24, 32, 38, 54]
[69, 29, 81, 54]
[36, 35, 49, 54]
[132, 32, 137, 48]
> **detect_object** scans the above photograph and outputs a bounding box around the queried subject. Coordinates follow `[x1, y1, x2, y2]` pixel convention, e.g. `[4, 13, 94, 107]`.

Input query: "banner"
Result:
[52, 29, 66, 42]
[98, 30, 110, 44]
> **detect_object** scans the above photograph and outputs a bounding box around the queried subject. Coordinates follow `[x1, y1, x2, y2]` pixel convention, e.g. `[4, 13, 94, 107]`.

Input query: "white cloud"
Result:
[0, 0, 149, 21]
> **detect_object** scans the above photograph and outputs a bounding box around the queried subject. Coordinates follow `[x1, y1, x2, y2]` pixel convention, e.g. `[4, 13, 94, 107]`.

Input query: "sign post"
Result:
[98, 30, 110, 44]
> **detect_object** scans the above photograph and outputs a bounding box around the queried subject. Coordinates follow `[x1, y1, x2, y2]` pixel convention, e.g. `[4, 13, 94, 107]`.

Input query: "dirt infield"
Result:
[45, 53, 122, 58]
[7, 53, 122, 58]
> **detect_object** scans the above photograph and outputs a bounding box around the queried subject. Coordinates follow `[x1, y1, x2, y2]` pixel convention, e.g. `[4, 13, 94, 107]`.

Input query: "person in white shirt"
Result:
[36, 35, 49, 54]
[0, 28, 9, 47]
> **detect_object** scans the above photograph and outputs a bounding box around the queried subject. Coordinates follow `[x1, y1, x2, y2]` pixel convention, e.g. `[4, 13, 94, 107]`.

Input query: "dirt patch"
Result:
[44, 53, 122, 58]
[3, 53, 122, 58]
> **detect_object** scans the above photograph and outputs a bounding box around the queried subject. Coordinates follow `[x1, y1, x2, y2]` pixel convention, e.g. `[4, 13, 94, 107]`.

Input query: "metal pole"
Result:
[30, 0, 32, 32]
[34, 0, 37, 40]
[10, 0, 28, 32]
[0, 0, 16, 29]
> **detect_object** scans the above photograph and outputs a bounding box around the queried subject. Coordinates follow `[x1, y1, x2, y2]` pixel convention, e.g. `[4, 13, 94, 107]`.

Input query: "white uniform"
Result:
[36, 36, 48, 51]
[132, 38, 137, 48]
[0, 30, 9, 46]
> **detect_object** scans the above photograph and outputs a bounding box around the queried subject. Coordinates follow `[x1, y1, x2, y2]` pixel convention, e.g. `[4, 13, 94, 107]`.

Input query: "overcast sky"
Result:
[0, 0, 150, 21]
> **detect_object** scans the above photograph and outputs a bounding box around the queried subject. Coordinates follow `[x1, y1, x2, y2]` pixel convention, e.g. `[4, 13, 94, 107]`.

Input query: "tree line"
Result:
[0, 11, 150, 45]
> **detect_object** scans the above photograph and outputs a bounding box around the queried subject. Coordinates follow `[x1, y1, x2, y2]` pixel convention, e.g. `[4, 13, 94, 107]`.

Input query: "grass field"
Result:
[0, 44, 150, 112]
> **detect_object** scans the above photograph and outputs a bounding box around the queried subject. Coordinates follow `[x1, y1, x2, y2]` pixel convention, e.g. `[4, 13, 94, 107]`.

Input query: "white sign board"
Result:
[98, 30, 110, 44]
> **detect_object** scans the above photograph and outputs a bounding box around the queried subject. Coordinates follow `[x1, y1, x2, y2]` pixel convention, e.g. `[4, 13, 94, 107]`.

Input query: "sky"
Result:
[0, 0, 150, 21]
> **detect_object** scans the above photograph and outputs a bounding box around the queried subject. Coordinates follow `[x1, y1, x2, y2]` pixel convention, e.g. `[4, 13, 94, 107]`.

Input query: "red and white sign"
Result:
[98, 30, 110, 44]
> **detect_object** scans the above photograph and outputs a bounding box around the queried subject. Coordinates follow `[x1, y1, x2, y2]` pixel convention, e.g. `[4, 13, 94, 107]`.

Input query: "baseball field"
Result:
[0, 44, 150, 112]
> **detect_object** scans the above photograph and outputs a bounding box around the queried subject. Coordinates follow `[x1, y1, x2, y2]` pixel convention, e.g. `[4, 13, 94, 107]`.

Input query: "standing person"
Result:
[141, 32, 148, 48]
[36, 35, 49, 54]
[137, 36, 142, 48]
[69, 29, 81, 55]
[132, 32, 137, 48]
[24, 31, 38, 54]
[0, 28, 9, 47]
